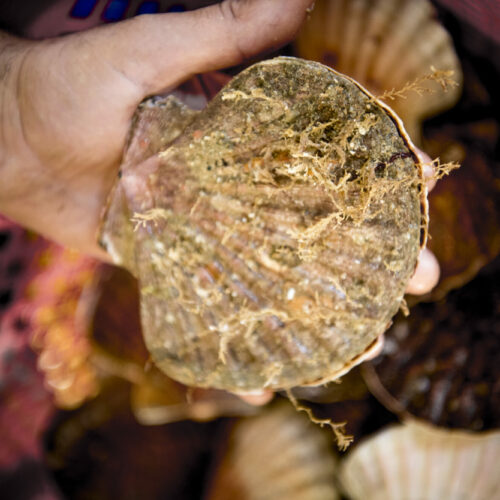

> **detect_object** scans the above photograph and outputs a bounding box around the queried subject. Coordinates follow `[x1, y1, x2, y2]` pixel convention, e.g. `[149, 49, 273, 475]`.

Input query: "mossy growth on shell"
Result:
[100, 57, 426, 393]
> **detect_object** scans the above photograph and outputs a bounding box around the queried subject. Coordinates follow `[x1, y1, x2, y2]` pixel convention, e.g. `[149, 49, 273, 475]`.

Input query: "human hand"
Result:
[0, 1, 440, 407]
[0, 0, 314, 259]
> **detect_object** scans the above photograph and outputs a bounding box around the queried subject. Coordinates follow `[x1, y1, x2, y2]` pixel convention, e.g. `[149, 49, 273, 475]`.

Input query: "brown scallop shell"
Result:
[205, 402, 339, 500]
[99, 57, 426, 393]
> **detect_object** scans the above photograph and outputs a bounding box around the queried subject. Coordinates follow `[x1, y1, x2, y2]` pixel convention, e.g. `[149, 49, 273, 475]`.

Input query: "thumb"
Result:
[86, 0, 315, 95]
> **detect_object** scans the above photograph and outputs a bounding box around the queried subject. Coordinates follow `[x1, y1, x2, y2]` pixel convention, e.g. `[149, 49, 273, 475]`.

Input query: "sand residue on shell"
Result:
[100, 57, 425, 392]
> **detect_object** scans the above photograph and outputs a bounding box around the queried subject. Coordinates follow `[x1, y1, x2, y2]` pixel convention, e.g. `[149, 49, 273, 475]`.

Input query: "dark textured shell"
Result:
[100, 57, 426, 392]
[364, 255, 500, 431]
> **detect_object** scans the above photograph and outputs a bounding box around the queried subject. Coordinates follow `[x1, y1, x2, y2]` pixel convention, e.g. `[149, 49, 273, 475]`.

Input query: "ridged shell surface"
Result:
[100, 57, 425, 392]
[205, 402, 339, 500]
[296, 0, 462, 143]
[340, 421, 500, 500]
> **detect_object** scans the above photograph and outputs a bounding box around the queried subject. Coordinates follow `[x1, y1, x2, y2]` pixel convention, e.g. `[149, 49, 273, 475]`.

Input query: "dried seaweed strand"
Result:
[431, 158, 461, 180]
[379, 66, 458, 102]
[400, 298, 410, 316]
[285, 389, 353, 451]
[131, 208, 170, 230]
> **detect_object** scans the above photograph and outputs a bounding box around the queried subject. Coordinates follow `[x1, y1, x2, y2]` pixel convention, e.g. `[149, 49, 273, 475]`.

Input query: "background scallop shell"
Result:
[101, 57, 425, 393]
[205, 402, 339, 500]
[339, 421, 500, 500]
[295, 0, 463, 144]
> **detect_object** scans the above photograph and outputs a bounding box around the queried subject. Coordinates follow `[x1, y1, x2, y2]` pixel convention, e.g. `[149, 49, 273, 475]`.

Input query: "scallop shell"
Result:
[295, 0, 463, 143]
[339, 421, 500, 500]
[100, 57, 426, 393]
[205, 402, 339, 500]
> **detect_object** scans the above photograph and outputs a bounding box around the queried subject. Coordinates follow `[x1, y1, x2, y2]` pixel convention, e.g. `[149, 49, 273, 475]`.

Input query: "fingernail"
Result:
[406, 248, 440, 295]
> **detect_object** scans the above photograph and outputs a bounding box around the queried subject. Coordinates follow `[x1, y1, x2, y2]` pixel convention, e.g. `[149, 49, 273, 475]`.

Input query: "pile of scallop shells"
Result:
[86, 2, 499, 499]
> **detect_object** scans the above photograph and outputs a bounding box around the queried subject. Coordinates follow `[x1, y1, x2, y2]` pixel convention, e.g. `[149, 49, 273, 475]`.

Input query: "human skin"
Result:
[0, 0, 438, 404]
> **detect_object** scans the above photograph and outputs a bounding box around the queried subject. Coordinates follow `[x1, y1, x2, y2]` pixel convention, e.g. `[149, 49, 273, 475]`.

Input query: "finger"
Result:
[235, 390, 274, 406]
[84, 0, 315, 95]
[415, 148, 437, 192]
[406, 247, 440, 295]
[364, 334, 385, 360]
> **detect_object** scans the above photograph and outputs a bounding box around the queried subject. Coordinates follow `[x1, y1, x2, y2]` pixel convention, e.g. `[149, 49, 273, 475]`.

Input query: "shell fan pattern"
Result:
[206, 402, 339, 500]
[100, 57, 426, 393]
[339, 421, 500, 500]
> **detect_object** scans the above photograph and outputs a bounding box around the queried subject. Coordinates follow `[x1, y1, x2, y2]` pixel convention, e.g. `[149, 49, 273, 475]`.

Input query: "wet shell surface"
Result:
[100, 57, 426, 392]
[295, 0, 462, 143]
[205, 402, 339, 500]
[339, 421, 500, 500]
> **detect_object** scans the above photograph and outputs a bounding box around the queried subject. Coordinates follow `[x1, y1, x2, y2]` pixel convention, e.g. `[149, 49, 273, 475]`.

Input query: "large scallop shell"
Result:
[339, 421, 500, 500]
[100, 57, 426, 393]
[205, 402, 339, 500]
[295, 0, 463, 143]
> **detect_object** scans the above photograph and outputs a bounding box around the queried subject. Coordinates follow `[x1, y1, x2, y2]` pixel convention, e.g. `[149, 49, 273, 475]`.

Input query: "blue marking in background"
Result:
[136, 1, 160, 15]
[102, 0, 129, 21]
[70, 0, 99, 18]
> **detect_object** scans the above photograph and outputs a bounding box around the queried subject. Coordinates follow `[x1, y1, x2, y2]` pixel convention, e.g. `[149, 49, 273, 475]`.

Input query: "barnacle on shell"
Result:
[99, 57, 427, 393]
